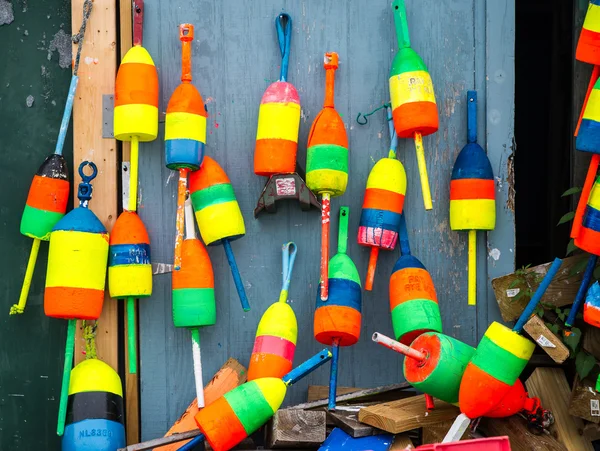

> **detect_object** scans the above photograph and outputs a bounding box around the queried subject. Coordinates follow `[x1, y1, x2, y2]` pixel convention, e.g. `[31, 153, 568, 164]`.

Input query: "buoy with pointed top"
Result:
[389, 0, 438, 211]
[44, 162, 109, 436]
[189, 156, 249, 311]
[248, 242, 298, 381]
[449, 91, 495, 307]
[358, 106, 406, 291]
[314, 207, 361, 410]
[306, 52, 349, 301]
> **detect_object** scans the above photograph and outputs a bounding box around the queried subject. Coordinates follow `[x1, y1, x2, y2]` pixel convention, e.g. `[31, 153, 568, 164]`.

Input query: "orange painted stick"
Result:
[174, 168, 189, 270]
[320, 193, 331, 300]
[365, 248, 379, 291]
[576, 66, 600, 137]
[572, 154, 600, 239]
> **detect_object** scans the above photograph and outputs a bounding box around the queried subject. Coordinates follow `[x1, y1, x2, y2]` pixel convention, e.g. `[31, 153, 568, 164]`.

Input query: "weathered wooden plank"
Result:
[523, 314, 569, 363]
[358, 395, 460, 434]
[478, 415, 565, 451]
[71, 0, 118, 369]
[525, 367, 594, 451]
[268, 409, 326, 448]
[308, 386, 363, 403]
[328, 411, 384, 438]
[569, 374, 600, 424]
[492, 254, 589, 322]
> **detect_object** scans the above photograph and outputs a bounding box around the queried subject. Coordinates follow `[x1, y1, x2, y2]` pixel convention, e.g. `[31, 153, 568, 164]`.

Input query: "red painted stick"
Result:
[320, 193, 331, 300]
[174, 168, 189, 270]
[365, 248, 379, 291]
[576, 66, 600, 137]
[572, 155, 600, 240]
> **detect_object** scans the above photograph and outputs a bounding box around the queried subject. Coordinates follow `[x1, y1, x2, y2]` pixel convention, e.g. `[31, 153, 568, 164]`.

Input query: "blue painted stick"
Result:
[387, 106, 398, 159]
[513, 258, 563, 333]
[222, 239, 250, 312]
[467, 90, 477, 144]
[283, 348, 332, 385]
[177, 434, 205, 451]
[328, 339, 340, 410]
[54, 76, 79, 156]
[276, 13, 292, 82]
[398, 213, 411, 256]
[566, 255, 597, 327]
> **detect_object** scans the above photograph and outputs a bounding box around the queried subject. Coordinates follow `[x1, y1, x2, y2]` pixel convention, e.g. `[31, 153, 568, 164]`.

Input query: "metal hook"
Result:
[356, 102, 391, 125]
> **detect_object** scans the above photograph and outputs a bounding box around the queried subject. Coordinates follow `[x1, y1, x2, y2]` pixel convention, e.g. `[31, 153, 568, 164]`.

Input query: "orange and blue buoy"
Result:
[44, 162, 109, 436]
[62, 359, 125, 451]
[450, 91, 495, 306]
[248, 242, 298, 381]
[358, 106, 406, 291]
[314, 207, 361, 410]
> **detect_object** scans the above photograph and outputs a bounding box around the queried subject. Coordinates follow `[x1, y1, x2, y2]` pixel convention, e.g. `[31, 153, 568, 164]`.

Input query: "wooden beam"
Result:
[523, 314, 569, 363]
[525, 367, 594, 450]
[569, 374, 600, 423]
[492, 254, 589, 322]
[328, 411, 384, 438]
[155, 358, 247, 451]
[358, 395, 460, 434]
[478, 415, 564, 451]
[268, 409, 326, 448]
[71, 0, 118, 370]
[308, 386, 364, 402]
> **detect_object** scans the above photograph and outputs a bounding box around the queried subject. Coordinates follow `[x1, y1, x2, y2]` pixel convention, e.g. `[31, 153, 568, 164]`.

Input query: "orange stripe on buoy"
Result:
[362, 188, 405, 213]
[247, 353, 292, 381]
[459, 362, 511, 419]
[109, 211, 150, 245]
[166, 83, 208, 117]
[392, 101, 438, 139]
[196, 396, 247, 451]
[390, 267, 437, 308]
[449, 179, 495, 201]
[26, 175, 70, 213]
[172, 240, 215, 289]
[307, 109, 348, 148]
[44, 286, 104, 320]
[114, 63, 159, 107]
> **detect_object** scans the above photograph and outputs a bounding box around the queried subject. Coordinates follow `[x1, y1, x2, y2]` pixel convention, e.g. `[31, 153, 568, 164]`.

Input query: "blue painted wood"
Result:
[138, 0, 515, 439]
[318, 428, 393, 451]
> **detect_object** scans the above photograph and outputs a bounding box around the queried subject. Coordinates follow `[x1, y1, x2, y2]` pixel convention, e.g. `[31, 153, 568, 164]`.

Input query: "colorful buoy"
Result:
[108, 210, 151, 374]
[389, 0, 438, 210]
[584, 281, 600, 327]
[314, 207, 361, 410]
[358, 106, 406, 291]
[450, 91, 495, 306]
[62, 359, 125, 451]
[172, 197, 216, 408]
[248, 242, 298, 381]
[459, 258, 562, 419]
[389, 213, 441, 345]
[165, 24, 208, 271]
[577, 1, 600, 65]
[189, 156, 249, 311]
[193, 350, 332, 451]
[45, 162, 109, 436]
[114, 0, 159, 213]
[306, 52, 348, 300]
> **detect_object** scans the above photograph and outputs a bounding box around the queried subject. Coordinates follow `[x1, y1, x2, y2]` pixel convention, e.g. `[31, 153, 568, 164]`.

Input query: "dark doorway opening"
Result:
[515, 0, 573, 267]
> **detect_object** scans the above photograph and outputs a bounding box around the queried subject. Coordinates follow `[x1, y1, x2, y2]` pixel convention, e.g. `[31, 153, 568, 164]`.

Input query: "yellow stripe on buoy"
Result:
[256, 103, 301, 141]
[114, 104, 159, 142]
[195, 200, 246, 246]
[46, 231, 108, 290]
[365, 159, 407, 194]
[584, 3, 600, 33]
[390, 70, 436, 106]
[588, 181, 600, 211]
[108, 265, 152, 299]
[68, 359, 123, 396]
[449, 199, 496, 230]
[165, 112, 207, 142]
[253, 378, 286, 412]
[485, 321, 535, 360]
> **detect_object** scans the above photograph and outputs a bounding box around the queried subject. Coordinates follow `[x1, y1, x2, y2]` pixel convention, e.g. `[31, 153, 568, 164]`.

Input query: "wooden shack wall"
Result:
[138, 0, 515, 439]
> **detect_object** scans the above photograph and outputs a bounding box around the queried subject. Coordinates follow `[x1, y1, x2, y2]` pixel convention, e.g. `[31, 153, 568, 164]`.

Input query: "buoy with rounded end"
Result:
[306, 52, 348, 301]
[576, 1, 600, 65]
[189, 156, 249, 312]
[314, 207, 361, 410]
[62, 359, 125, 451]
[358, 106, 406, 291]
[389, 0, 438, 210]
[389, 214, 441, 345]
[450, 91, 495, 306]
[194, 350, 331, 451]
[248, 242, 298, 381]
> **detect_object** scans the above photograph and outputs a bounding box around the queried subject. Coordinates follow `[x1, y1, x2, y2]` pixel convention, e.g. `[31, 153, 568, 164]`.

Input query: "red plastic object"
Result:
[415, 436, 511, 451]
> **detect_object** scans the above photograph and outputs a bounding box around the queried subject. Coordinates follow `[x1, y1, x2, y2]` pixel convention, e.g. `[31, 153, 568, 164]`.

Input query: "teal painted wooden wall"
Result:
[138, 0, 515, 439]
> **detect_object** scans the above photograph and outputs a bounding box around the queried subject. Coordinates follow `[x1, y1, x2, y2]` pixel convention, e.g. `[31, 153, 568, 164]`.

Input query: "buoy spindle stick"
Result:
[468, 230, 476, 306]
[372, 332, 426, 361]
[223, 239, 250, 312]
[57, 319, 77, 436]
[414, 132, 433, 210]
[393, 0, 411, 49]
[11, 239, 41, 315]
[127, 297, 137, 374]
[177, 434, 206, 451]
[365, 248, 379, 291]
[282, 349, 332, 386]
[566, 255, 597, 326]
[328, 339, 340, 411]
[320, 193, 331, 300]
[55, 76, 79, 156]
[174, 169, 189, 270]
[128, 135, 139, 212]
[191, 328, 205, 408]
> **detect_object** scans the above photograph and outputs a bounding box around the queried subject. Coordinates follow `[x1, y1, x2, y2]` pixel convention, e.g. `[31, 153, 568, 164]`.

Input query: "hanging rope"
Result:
[72, 0, 94, 76]
[356, 102, 391, 125]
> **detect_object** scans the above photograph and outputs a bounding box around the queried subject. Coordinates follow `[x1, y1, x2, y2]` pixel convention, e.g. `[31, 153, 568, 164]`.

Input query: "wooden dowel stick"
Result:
[414, 132, 432, 210]
[57, 319, 77, 436]
[365, 247, 379, 291]
[372, 332, 427, 361]
[320, 193, 331, 300]
[128, 135, 139, 212]
[223, 239, 250, 312]
[127, 297, 137, 374]
[174, 168, 189, 270]
[191, 328, 205, 408]
[468, 230, 476, 306]
[11, 238, 41, 315]
[328, 339, 340, 411]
